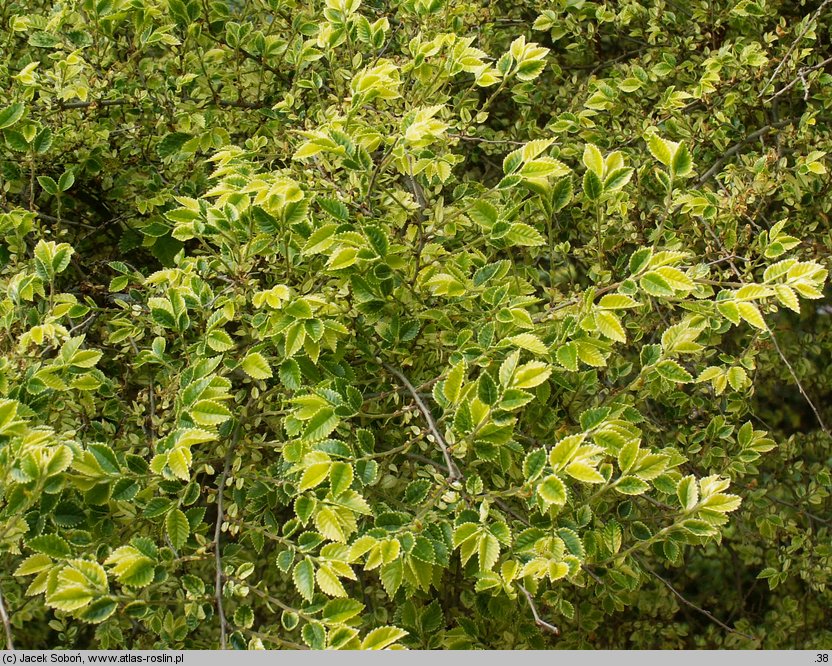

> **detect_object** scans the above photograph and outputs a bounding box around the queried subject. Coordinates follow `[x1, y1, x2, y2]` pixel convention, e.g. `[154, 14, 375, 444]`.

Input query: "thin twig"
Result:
[383, 363, 461, 481]
[239, 627, 308, 650]
[370, 18, 401, 67]
[765, 55, 832, 103]
[533, 279, 626, 323]
[364, 140, 398, 211]
[767, 328, 829, 436]
[696, 119, 796, 186]
[58, 99, 129, 109]
[0, 583, 14, 650]
[758, 0, 832, 98]
[737, 482, 831, 526]
[448, 133, 527, 146]
[494, 498, 531, 526]
[581, 565, 605, 586]
[0, 203, 99, 230]
[215, 420, 245, 649]
[518, 584, 560, 636]
[148, 376, 156, 445]
[67, 312, 100, 336]
[224, 575, 303, 616]
[634, 556, 754, 640]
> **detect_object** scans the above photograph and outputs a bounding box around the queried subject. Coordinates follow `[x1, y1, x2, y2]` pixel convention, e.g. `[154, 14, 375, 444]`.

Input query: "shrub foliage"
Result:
[0, 0, 831, 650]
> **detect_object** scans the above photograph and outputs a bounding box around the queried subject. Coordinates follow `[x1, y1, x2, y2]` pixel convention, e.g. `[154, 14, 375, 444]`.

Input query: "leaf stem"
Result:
[0, 582, 14, 650]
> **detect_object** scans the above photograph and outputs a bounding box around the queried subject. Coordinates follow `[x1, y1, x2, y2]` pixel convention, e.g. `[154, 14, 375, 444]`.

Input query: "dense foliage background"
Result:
[1, 0, 831, 650]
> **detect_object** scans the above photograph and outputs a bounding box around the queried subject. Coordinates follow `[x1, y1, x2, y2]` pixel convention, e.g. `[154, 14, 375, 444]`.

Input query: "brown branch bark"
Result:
[383, 363, 461, 481]
[0, 583, 14, 650]
[634, 556, 754, 641]
[518, 584, 560, 636]
[696, 119, 797, 186]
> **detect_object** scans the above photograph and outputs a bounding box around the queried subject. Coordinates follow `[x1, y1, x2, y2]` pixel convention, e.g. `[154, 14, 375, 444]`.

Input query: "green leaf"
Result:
[603, 167, 633, 191]
[302, 407, 339, 442]
[647, 133, 676, 167]
[317, 197, 350, 221]
[474, 260, 509, 287]
[411, 536, 435, 563]
[360, 626, 408, 650]
[0, 102, 25, 130]
[555, 343, 578, 371]
[469, 199, 498, 227]
[233, 605, 254, 629]
[380, 559, 403, 597]
[582, 170, 603, 200]
[477, 533, 500, 571]
[78, 597, 117, 624]
[737, 302, 768, 330]
[655, 359, 693, 383]
[617, 439, 640, 473]
[14, 553, 53, 576]
[575, 342, 607, 367]
[4, 129, 28, 151]
[293, 558, 316, 602]
[499, 350, 519, 387]
[285, 299, 313, 319]
[329, 461, 353, 496]
[599, 294, 640, 309]
[28, 535, 72, 559]
[565, 461, 605, 484]
[506, 333, 548, 355]
[165, 509, 190, 549]
[206, 329, 234, 352]
[316, 564, 347, 596]
[38, 176, 58, 196]
[639, 272, 674, 297]
[595, 310, 626, 343]
[58, 170, 75, 192]
[655, 266, 694, 291]
[167, 448, 191, 481]
[701, 493, 742, 513]
[303, 224, 339, 255]
[315, 506, 347, 544]
[241, 351, 272, 380]
[512, 361, 551, 388]
[299, 460, 331, 491]
[176, 428, 216, 447]
[33, 127, 52, 153]
[190, 399, 232, 426]
[504, 222, 545, 246]
[157, 132, 192, 158]
[615, 476, 649, 495]
[279, 359, 302, 390]
[549, 433, 584, 471]
[671, 142, 693, 177]
[629, 247, 653, 275]
[551, 177, 573, 212]
[321, 598, 364, 625]
[717, 301, 741, 325]
[105, 546, 155, 588]
[327, 247, 358, 270]
[582, 143, 604, 176]
[677, 476, 699, 510]
[302, 621, 326, 649]
[523, 448, 547, 481]
[281, 610, 300, 631]
[538, 474, 567, 506]
[477, 372, 499, 405]
[444, 360, 466, 404]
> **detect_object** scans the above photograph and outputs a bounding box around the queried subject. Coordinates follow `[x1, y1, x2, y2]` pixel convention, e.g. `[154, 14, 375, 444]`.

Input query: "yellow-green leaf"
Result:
[241, 351, 272, 380]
